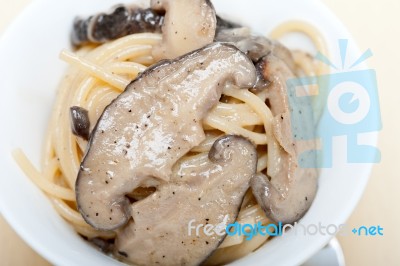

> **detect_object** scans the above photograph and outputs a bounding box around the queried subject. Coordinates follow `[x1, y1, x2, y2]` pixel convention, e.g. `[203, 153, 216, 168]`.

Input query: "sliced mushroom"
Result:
[115, 135, 258, 266]
[151, 0, 217, 60]
[215, 26, 295, 69]
[70, 3, 237, 49]
[76, 43, 256, 230]
[250, 53, 318, 224]
[214, 20, 296, 92]
[71, 5, 164, 46]
[70, 106, 90, 140]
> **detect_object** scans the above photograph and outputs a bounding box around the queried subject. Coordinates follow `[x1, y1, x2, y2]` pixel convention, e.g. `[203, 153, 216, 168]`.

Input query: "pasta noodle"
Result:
[13, 20, 327, 265]
[270, 20, 328, 63]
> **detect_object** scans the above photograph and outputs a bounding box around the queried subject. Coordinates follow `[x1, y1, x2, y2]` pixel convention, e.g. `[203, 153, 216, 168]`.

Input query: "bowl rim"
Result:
[0, 0, 378, 265]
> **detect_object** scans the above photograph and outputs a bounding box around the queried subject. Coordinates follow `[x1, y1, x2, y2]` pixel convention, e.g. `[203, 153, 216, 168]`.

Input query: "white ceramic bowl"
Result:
[0, 0, 377, 265]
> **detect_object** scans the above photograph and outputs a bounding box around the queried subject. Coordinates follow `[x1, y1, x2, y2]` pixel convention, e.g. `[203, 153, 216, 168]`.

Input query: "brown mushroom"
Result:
[250, 53, 318, 224]
[75, 43, 256, 231]
[115, 135, 258, 266]
[71, 5, 164, 47]
[70, 3, 241, 49]
[215, 26, 295, 69]
[151, 0, 217, 60]
[70, 106, 90, 140]
[214, 22, 296, 91]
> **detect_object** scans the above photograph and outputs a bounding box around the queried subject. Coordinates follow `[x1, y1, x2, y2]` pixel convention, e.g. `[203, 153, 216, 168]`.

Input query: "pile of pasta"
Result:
[14, 21, 327, 265]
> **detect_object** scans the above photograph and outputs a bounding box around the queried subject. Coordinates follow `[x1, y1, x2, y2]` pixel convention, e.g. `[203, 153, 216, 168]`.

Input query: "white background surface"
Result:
[0, 0, 398, 265]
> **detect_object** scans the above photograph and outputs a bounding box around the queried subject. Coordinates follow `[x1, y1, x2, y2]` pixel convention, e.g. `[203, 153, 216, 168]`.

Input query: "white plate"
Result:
[0, 0, 378, 265]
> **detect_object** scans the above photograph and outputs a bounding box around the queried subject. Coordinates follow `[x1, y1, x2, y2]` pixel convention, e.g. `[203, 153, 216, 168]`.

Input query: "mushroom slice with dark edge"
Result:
[71, 5, 164, 47]
[151, 0, 217, 60]
[75, 42, 256, 231]
[250, 53, 318, 224]
[70, 106, 90, 140]
[214, 19, 296, 90]
[215, 24, 295, 69]
[115, 135, 258, 266]
[70, 2, 240, 49]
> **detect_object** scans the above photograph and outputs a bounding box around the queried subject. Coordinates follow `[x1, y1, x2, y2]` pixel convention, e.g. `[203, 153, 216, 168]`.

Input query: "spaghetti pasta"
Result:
[13, 19, 327, 265]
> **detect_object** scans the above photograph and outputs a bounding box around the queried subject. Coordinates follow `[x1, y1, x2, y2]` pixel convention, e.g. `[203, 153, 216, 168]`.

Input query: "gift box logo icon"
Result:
[287, 39, 382, 168]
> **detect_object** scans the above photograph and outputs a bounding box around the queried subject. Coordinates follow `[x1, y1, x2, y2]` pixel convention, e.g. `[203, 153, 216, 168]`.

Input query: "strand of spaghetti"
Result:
[219, 234, 244, 249]
[43, 157, 60, 181]
[50, 197, 89, 227]
[41, 65, 82, 170]
[41, 135, 55, 174]
[257, 153, 268, 172]
[222, 86, 274, 129]
[254, 89, 268, 102]
[85, 87, 120, 121]
[74, 225, 116, 239]
[76, 42, 154, 99]
[68, 47, 149, 107]
[228, 231, 269, 259]
[238, 204, 266, 221]
[203, 114, 268, 145]
[85, 33, 161, 63]
[207, 232, 269, 265]
[60, 50, 129, 91]
[131, 56, 155, 66]
[65, 43, 155, 99]
[12, 149, 75, 201]
[269, 20, 328, 61]
[208, 103, 263, 126]
[237, 217, 256, 228]
[107, 61, 147, 75]
[223, 85, 283, 179]
[293, 51, 317, 77]
[56, 78, 98, 188]
[53, 118, 75, 188]
[75, 77, 102, 107]
[75, 137, 88, 157]
[110, 45, 153, 62]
